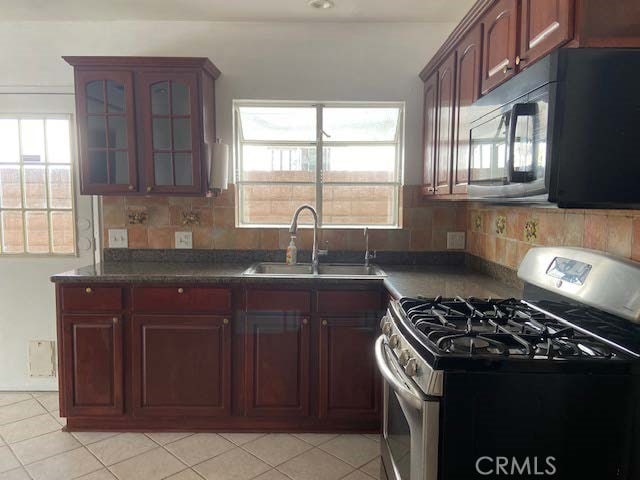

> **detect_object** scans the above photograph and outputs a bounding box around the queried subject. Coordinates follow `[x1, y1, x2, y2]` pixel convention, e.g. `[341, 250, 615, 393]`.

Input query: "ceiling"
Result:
[2, 0, 475, 22]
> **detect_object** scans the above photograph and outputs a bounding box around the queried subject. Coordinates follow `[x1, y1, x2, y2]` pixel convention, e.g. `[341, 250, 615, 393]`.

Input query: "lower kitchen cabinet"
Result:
[131, 315, 231, 416]
[56, 283, 382, 432]
[319, 316, 380, 420]
[244, 314, 310, 417]
[61, 314, 123, 416]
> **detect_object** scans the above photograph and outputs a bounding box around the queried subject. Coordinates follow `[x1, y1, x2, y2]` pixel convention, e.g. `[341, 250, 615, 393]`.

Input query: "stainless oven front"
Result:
[375, 335, 440, 480]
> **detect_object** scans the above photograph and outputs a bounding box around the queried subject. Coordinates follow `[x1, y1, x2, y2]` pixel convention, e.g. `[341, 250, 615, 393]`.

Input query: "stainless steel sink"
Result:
[242, 262, 386, 278]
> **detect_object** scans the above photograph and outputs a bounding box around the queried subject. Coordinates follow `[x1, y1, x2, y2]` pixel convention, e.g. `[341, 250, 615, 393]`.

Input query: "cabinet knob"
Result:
[223, 318, 229, 325]
[112, 317, 118, 324]
[177, 288, 184, 294]
[128, 185, 134, 191]
[85, 287, 92, 294]
[146, 186, 152, 193]
[503, 65, 513, 74]
[515, 56, 526, 66]
[302, 318, 309, 325]
[322, 319, 328, 326]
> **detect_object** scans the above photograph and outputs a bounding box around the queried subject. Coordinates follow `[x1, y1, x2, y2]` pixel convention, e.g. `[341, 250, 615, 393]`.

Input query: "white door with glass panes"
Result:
[0, 91, 97, 390]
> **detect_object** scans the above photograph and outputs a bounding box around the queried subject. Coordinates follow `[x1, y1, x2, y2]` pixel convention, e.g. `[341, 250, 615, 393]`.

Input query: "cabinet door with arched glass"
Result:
[76, 70, 138, 194]
[140, 72, 202, 194]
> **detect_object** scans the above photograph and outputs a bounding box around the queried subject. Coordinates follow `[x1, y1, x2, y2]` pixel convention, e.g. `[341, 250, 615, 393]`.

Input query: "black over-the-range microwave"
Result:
[466, 48, 640, 208]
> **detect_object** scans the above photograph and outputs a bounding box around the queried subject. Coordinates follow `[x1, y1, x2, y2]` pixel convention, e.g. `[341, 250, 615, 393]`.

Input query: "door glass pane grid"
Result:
[151, 80, 193, 187]
[0, 117, 75, 255]
[86, 80, 129, 185]
[235, 102, 403, 228]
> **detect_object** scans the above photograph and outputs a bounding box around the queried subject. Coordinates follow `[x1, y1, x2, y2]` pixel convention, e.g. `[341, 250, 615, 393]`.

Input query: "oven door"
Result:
[468, 86, 549, 199]
[375, 336, 440, 480]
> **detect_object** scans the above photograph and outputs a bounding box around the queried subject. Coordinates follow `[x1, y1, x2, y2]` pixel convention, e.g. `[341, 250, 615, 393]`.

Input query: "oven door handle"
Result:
[375, 335, 426, 411]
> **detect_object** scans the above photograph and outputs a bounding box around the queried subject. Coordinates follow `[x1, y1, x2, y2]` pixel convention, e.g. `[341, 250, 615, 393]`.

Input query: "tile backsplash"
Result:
[467, 203, 640, 270]
[101, 185, 467, 253]
[102, 186, 640, 270]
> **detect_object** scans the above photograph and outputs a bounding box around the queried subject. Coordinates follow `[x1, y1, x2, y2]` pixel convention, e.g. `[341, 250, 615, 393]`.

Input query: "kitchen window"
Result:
[0, 117, 75, 254]
[234, 101, 404, 228]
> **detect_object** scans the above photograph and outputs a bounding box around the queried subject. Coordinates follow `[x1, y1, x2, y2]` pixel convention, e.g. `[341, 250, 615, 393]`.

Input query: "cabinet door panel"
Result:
[453, 24, 483, 194]
[131, 315, 231, 416]
[435, 52, 456, 195]
[62, 314, 123, 416]
[520, 0, 573, 68]
[481, 0, 518, 94]
[75, 70, 137, 194]
[139, 72, 202, 194]
[422, 74, 438, 195]
[244, 314, 310, 417]
[319, 316, 380, 419]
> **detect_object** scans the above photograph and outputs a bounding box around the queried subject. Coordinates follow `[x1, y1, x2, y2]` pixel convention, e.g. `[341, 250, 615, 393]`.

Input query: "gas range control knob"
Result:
[398, 349, 411, 366]
[382, 322, 393, 336]
[388, 334, 400, 348]
[405, 358, 418, 377]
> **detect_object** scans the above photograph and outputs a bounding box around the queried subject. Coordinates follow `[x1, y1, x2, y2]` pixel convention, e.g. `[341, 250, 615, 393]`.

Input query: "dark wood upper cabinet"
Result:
[74, 71, 138, 194]
[244, 313, 310, 417]
[62, 314, 123, 416]
[131, 315, 231, 417]
[63, 57, 220, 196]
[481, 0, 518, 95]
[519, 0, 573, 69]
[319, 315, 380, 420]
[434, 52, 457, 196]
[453, 24, 483, 194]
[422, 74, 438, 195]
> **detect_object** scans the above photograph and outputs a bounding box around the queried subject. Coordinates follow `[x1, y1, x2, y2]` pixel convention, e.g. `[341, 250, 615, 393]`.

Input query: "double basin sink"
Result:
[243, 262, 386, 278]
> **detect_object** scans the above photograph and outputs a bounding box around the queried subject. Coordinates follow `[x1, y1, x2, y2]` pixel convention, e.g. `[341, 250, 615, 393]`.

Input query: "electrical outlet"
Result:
[175, 231, 193, 249]
[447, 231, 466, 250]
[108, 229, 128, 248]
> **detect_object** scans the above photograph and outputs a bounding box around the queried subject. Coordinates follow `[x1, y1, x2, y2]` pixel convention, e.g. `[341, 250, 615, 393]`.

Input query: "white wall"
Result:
[0, 20, 455, 183]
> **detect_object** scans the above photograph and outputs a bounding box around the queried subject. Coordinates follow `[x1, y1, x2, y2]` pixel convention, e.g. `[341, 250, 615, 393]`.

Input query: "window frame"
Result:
[233, 100, 404, 229]
[0, 114, 77, 256]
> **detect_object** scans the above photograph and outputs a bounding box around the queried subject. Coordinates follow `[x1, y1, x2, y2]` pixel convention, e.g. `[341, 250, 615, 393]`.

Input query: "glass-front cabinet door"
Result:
[140, 72, 202, 194]
[76, 70, 138, 194]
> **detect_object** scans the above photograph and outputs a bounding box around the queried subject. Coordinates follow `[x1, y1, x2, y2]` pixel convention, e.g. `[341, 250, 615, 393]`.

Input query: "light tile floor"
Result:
[0, 393, 382, 480]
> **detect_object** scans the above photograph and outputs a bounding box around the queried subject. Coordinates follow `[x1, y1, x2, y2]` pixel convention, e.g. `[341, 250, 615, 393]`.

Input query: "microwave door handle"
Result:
[507, 103, 537, 183]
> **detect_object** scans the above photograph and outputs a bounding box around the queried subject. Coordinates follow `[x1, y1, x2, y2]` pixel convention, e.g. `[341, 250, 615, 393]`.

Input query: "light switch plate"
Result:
[108, 229, 128, 248]
[447, 231, 466, 250]
[28, 340, 56, 377]
[175, 231, 193, 249]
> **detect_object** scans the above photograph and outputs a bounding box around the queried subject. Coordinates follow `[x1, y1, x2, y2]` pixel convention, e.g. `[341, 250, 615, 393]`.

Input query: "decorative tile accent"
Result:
[474, 214, 482, 232]
[495, 215, 506, 235]
[523, 219, 538, 243]
[181, 210, 201, 226]
[127, 209, 148, 225]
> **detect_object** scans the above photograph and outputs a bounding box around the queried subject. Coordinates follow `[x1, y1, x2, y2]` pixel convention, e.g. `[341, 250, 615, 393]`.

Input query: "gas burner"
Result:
[398, 296, 621, 360]
[436, 333, 507, 355]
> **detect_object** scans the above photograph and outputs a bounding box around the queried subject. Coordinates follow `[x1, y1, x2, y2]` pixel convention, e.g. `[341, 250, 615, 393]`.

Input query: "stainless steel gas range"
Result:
[377, 247, 640, 480]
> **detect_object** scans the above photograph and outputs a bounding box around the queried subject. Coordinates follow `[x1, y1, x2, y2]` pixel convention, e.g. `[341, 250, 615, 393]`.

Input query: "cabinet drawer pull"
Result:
[128, 185, 134, 191]
[515, 56, 526, 66]
[112, 317, 118, 324]
[146, 186, 152, 193]
[503, 65, 513, 74]
[85, 287, 92, 294]
[302, 318, 309, 325]
[223, 318, 229, 325]
[322, 319, 328, 326]
[177, 288, 184, 294]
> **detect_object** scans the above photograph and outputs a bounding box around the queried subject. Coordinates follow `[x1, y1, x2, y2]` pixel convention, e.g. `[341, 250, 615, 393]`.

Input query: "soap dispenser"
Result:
[286, 235, 297, 265]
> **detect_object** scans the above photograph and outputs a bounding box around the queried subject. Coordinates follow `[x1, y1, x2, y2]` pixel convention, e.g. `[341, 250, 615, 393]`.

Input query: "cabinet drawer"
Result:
[132, 286, 231, 313]
[317, 290, 381, 314]
[246, 289, 311, 313]
[61, 286, 123, 312]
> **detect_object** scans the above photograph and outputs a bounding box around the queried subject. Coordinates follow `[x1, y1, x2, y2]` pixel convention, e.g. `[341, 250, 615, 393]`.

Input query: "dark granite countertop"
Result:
[51, 262, 521, 299]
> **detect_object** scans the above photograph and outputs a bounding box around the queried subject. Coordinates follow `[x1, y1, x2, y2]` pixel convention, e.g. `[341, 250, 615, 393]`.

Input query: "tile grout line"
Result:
[141, 433, 198, 479]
